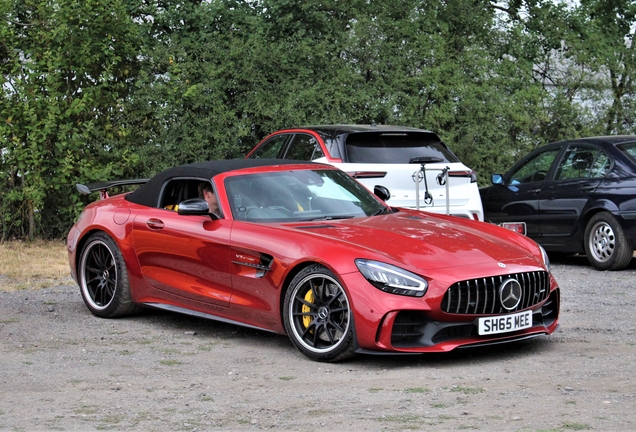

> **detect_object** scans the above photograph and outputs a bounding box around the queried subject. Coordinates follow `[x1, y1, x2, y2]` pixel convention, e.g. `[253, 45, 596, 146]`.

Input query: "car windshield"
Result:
[224, 169, 387, 222]
[345, 132, 460, 164]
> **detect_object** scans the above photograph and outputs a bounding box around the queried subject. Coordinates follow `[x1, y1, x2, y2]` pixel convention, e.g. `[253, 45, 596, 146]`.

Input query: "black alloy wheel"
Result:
[78, 232, 139, 317]
[283, 264, 356, 362]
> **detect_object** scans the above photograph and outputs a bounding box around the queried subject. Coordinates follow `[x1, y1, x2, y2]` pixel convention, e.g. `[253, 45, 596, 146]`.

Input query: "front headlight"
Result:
[539, 245, 550, 272]
[355, 259, 428, 297]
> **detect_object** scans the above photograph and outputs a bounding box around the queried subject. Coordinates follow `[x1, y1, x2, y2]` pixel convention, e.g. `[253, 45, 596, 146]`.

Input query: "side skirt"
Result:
[142, 302, 278, 334]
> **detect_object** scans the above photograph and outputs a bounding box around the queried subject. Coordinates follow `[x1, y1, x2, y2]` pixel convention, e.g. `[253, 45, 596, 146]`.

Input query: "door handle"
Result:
[528, 188, 542, 194]
[146, 218, 164, 229]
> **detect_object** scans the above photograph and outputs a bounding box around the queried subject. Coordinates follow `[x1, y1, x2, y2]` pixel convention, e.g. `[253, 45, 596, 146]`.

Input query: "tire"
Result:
[584, 212, 633, 271]
[78, 232, 141, 317]
[283, 264, 356, 362]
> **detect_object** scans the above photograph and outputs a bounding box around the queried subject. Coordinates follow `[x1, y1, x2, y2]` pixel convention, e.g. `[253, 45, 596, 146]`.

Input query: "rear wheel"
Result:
[283, 265, 356, 362]
[78, 232, 140, 317]
[584, 212, 633, 271]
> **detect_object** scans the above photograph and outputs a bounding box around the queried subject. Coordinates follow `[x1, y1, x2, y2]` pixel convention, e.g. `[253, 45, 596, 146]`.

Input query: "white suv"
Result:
[246, 125, 483, 221]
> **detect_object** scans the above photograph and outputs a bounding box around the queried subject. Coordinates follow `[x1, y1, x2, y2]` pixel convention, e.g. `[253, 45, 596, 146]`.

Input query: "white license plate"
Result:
[478, 310, 532, 335]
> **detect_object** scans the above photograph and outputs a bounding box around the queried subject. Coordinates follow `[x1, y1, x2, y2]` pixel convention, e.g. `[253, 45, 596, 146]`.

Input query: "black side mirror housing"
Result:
[374, 185, 391, 202]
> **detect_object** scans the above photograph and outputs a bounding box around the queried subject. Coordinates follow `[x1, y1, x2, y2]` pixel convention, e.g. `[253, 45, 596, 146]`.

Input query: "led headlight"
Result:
[539, 245, 550, 272]
[355, 259, 428, 297]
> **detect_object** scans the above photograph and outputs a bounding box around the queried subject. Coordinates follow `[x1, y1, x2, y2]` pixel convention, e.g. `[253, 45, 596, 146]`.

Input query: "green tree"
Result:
[565, 0, 636, 134]
[0, 0, 142, 239]
[131, 0, 365, 174]
[2, 0, 634, 239]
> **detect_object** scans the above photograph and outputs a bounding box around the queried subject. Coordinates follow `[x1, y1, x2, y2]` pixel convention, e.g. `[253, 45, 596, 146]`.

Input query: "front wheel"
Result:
[584, 212, 633, 271]
[78, 232, 141, 317]
[283, 265, 356, 362]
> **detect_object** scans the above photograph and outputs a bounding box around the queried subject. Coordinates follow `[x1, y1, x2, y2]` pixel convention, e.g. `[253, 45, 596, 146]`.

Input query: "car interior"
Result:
[226, 176, 316, 220]
[556, 150, 595, 180]
[225, 173, 367, 221]
[160, 179, 208, 210]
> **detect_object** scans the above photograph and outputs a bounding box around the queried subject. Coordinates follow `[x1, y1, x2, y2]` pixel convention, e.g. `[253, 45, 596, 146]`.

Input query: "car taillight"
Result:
[346, 171, 388, 179]
[501, 222, 527, 235]
[448, 170, 478, 183]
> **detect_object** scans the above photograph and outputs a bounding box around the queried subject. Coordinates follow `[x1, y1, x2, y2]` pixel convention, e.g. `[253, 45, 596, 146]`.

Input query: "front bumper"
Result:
[378, 288, 559, 352]
[342, 269, 560, 354]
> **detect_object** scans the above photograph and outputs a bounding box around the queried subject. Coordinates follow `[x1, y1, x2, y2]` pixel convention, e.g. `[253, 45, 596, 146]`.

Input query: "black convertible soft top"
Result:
[125, 158, 315, 208]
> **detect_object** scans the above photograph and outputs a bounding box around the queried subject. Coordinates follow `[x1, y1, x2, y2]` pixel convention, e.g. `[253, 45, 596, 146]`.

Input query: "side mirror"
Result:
[491, 174, 504, 185]
[177, 198, 218, 219]
[374, 185, 391, 202]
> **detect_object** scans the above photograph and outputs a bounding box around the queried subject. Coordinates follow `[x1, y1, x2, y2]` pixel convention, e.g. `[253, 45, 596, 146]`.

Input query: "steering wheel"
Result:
[531, 170, 547, 182]
[267, 206, 293, 216]
[522, 170, 547, 183]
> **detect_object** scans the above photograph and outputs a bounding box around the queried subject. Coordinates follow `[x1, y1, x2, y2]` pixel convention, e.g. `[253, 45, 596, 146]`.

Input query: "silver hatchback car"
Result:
[246, 124, 484, 221]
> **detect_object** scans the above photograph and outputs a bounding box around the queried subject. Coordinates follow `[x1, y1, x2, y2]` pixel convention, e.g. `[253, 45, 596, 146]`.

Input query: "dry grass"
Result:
[0, 240, 72, 291]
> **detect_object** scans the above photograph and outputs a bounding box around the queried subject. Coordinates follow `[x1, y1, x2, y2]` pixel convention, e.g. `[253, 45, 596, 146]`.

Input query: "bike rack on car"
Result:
[409, 157, 450, 214]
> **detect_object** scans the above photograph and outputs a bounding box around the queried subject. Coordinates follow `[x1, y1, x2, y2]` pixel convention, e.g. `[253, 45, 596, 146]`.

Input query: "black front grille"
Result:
[441, 271, 550, 315]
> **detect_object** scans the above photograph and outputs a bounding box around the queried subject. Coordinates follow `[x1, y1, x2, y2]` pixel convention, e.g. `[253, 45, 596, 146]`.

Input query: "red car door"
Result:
[132, 208, 233, 307]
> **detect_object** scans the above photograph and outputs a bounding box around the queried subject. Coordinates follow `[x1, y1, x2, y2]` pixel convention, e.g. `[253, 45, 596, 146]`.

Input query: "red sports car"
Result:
[67, 159, 560, 362]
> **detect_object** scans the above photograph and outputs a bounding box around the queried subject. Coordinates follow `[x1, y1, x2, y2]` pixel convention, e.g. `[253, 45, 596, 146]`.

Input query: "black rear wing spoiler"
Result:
[76, 179, 149, 200]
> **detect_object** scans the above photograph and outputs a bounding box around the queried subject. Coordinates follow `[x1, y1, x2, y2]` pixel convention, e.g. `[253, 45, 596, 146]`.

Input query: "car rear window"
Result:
[344, 132, 460, 163]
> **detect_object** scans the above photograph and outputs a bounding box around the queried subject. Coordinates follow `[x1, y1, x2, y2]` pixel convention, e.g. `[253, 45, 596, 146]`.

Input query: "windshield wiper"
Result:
[304, 215, 356, 221]
[372, 207, 396, 216]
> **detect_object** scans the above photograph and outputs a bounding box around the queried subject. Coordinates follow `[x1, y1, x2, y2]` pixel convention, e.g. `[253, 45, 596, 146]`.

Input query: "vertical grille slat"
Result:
[465, 280, 471, 314]
[541, 271, 547, 297]
[480, 279, 486, 315]
[475, 278, 480, 315]
[522, 272, 530, 309]
[441, 271, 550, 315]
[490, 277, 497, 314]
[527, 272, 533, 309]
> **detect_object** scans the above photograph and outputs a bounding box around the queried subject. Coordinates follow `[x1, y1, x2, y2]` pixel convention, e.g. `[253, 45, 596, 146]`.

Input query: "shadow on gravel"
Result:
[353, 337, 555, 369]
[131, 306, 292, 345]
[127, 305, 556, 369]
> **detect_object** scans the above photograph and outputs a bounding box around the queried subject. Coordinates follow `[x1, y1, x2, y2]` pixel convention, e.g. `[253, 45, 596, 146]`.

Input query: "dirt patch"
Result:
[1, 256, 635, 431]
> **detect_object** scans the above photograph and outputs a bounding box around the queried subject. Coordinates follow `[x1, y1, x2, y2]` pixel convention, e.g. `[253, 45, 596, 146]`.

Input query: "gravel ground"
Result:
[1, 255, 635, 431]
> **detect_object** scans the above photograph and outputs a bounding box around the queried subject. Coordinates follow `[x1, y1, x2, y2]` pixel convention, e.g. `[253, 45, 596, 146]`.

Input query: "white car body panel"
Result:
[319, 160, 483, 221]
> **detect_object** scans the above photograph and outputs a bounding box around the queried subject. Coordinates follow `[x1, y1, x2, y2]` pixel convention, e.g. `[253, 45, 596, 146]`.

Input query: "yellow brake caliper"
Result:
[302, 289, 314, 330]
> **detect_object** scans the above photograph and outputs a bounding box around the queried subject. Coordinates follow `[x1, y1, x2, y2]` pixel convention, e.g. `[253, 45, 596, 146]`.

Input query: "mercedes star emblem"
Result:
[499, 278, 522, 310]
